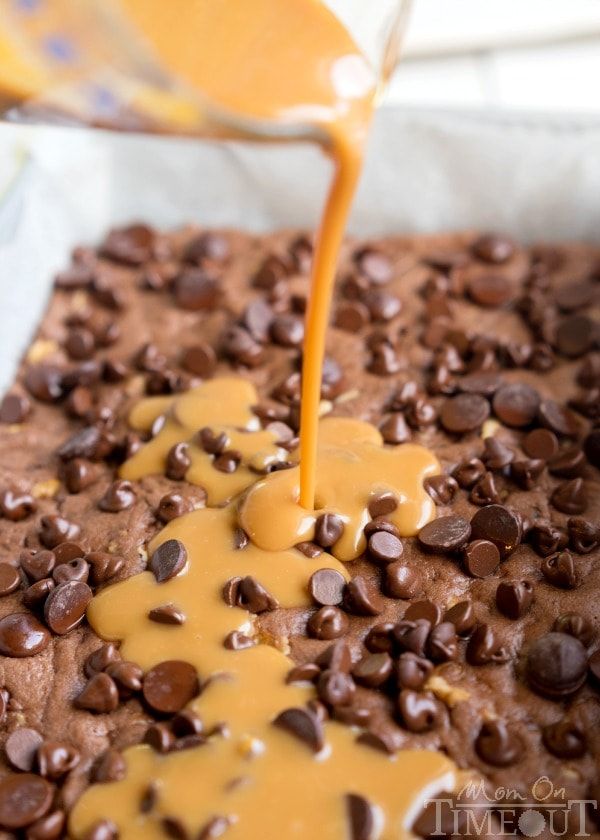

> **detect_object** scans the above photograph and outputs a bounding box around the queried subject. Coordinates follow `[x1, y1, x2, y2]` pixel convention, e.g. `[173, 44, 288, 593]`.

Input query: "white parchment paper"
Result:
[1, 107, 600, 391]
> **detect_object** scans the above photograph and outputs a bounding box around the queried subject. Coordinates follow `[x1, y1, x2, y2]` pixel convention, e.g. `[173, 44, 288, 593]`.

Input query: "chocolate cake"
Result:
[0, 222, 599, 838]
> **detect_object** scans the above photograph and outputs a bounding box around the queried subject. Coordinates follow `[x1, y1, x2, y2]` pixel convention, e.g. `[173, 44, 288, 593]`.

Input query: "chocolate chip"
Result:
[481, 437, 514, 470]
[528, 522, 566, 556]
[222, 326, 264, 367]
[444, 600, 476, 636]
[0, 563, 20, 596]
[551, 478, 587, 514]
[44, 580, 92, 635]
[38, 515, 80, 549]
[367, 530, 403, 565]
[105, 661, 143, 697]
[541, 550, 578, 589]
[523, 428, 559, 461]
[496, 579, 534, 619]
[37, 741, 80, 779]
[364, 624, 394, 655]
[180, 343, 217, 378]
[538, 399, 580, 437]
[270, 314, 304, 347]
[405, 600, 441, 625]
[65, 327, 95, 361]
[542, 719, 586, 759]
[213, 449, 242, 473]
[393, 619, 431, 658]
[308, 569, 346, 607]
[363, 518, 400, 540]
[157, 492, 194, 523]
[198, 427, 228, 455]
[355, 247, 393, 284]
[368, 343, 401, 376]
[101, 223, 155, 265]
[378, 412, 410, 444]
[352, 653, 393, 689]
[92, 749, 126, 783]
[459, 371, 504, 396]
[335, 301, 369, 332]
[493, 383, 540, 427]
[0, 392, 31, 424]
[468, 274, 513, 307]
[466, 624, 509, 665]
[0, 774, 54, 829]
[23, 579, 55, 611]
[236, 576, 278, 613]
[64, 458, 97, 493]
[475, 720, 522, 766]
[273, 707, 324, 752]
[463, 540, 500, 578]
[472, 233, 515, 263]
[469, 472, 501, 505]
[526, 632, 588, 698]
[548, 445, 586, 478]
[98, 479, 136, 512]
[344, 576, 384, 616]
[568, 517, 599, 554]
[5, 727, 43, 771]
[165, 442, 191, 481]
[555, 314, 595, 357]
[223, 630, 255, 650]
[24, 365, 63, 403]
[367, 492, 398, 518]
[53, 558, 89, 585]
[317, 670, 356, 706]
[286, 663, 320, 684]
[148, 539, 187, 583]
[588, 649, 600, 685]
[427, 622, 458, 662]
[84, 643, 121, 678]
[173, 270, 220, 310]
[346, 793, 377, 840]
[398, 690, 441, 733]
[418, 515, 471, 553]
[314, 513, 344, 548]
[396, 653, 433, 690]
[384, 563, 421, 600]
[355, 729, 398, 755]
[57, 426, 112, 462]
[363, 289, 401, 322]
[148, 604, 186, 625]
[307, 606, 349, 640]
[470, 504, 521, 557]
[0, 613, 50, 657]
[423, 474, 458, 505]
[75, 673, 119, 713]
[26, 809, 66, 839]
[452, 457, 485, 489]
[86, 551, 124, 585]
[143, 660, 200, 713]
[553, 612, 594, 646]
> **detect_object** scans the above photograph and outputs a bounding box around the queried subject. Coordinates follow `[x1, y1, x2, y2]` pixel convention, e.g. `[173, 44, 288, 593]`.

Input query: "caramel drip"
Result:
[241, 416, 440, 561]
[71, 506, 455, 838]
[122, 380, 288, 506]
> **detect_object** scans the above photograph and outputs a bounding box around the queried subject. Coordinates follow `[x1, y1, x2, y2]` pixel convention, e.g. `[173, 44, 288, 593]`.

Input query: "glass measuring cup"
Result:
[0, 0, 412, 141]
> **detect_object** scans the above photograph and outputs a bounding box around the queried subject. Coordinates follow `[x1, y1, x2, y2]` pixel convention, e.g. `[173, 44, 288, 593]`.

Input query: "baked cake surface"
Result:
[0, 223, 599, 837]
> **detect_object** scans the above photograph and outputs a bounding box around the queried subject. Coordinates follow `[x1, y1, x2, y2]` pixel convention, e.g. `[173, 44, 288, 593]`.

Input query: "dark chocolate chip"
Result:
[180, 343, 217, 378]
[5, 727, 43, 771]
[346, 793, 377, 840]
[469, 472, 501, 505]
[475, 720, 522, 766]
[314, 513, 344, 548]
[143, 660, 200, 713]
[493, 383, 540, 427]
[307, 606, 349, 640]
[344, 576, 384, 616]
[37, 740, 80, 779]
[468, 274, 513, 307]
[543, 719, 586, 759]
[584, 428, 600, 469]
[0, 613, 50, 657]
[551, 478, 587, 515]
[466, 624, 509, 665]
[470, 504, 521, 557]
[538, 399, 580, 437]
[0, 392, 31, 424]
[481, 436, 514, 469]
[396, 653, 433, 690]
[173, 270, 220, 311]
[398, 690, 441, 733]
[335, 301, 370, 332]
[423, 474, 458, 505]
[44, 580, 92, 635]
[548, 445, 586, 478]
[393, 619, 432, 658]
[427, 622, 459, 662]
[444, 600, 476, 636]
[105, 661, 143, 697]
[0, 489, 36, 521]
[92, 749, 126, 783]
[157, 492, 194, 523]
[495, 579, 534, 620]
[74, 673, 119, 713]
[553, 612, 594, 646]
[0, 563, 20, 596]
[308, 569, 346, 607]
[352, 653, 393, 689]
[24, 365, 63, 403]
[166, 442, 191, 481]
[98, 479, 136, 512]
[273, 707, 324, 753]
[452, 457, 485, 489]
[418, 515, 471, 553]
[84, 643, 121, 678]
[568, 517, 599, 554]
[38, 515, 80, 549]
[384, 563, 420, 599]
[148, 539, 187, 583]
[223, 631, 255, 651]
[64, 458, 98, 493]
[317, 670, 356, 706]
[555, 314, 595, 358]
[404, 600, 441, 625]
[526, 632, 588, 698]
[541, 550, 578, 589]
[0, 774, 54, 830]
[236, 576, 278, 613]
[472, 233, 515, 263]
[368, 530, 403, 565]
[148, 604, 186, 625]
[86, 551, 124, 585]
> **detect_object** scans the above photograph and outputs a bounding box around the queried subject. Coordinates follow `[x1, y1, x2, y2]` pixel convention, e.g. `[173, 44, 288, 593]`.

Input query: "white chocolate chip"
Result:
[26, 339, 58, 364]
